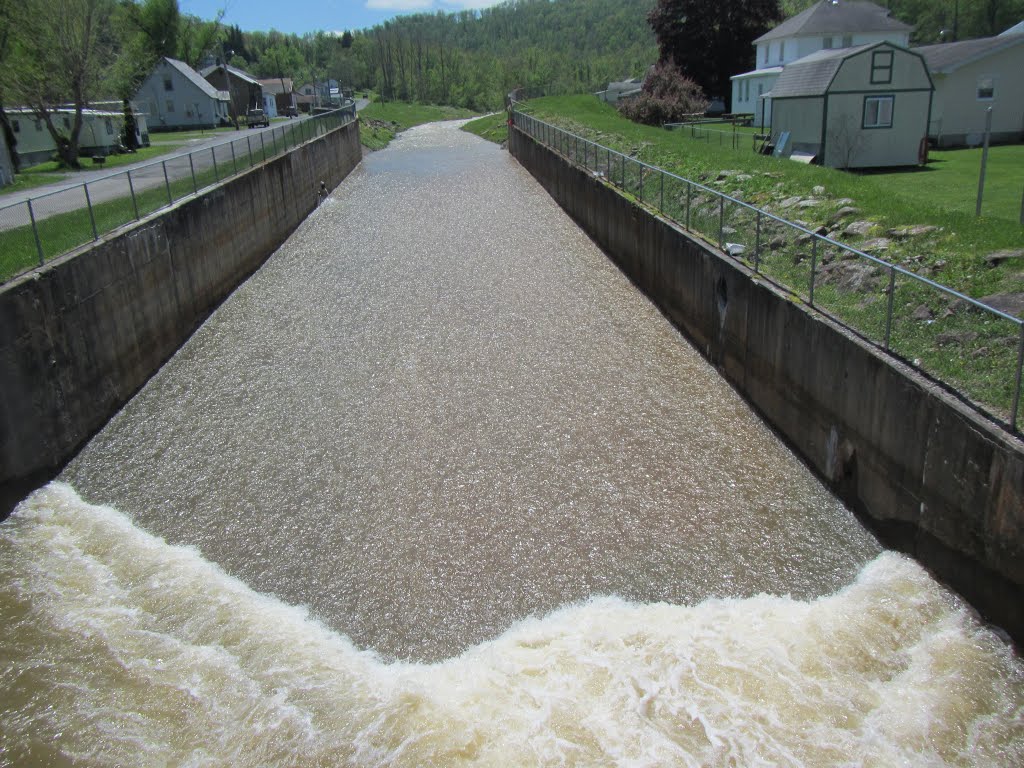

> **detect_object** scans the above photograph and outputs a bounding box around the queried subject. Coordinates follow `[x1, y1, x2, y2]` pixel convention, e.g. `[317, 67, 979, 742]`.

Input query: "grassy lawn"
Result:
[1, 143, 188, 199]
[0, 154, 251, 284]
[510, 95, 1024, 429]
[360, 100, 479, 150]
[462, 112, 509, 144]
[869, 144, 1024, 223]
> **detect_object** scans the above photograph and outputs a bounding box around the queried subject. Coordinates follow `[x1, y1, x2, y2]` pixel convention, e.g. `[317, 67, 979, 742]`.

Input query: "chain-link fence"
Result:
[511, 108, 1024, 434]
[0, 103, 357, 286]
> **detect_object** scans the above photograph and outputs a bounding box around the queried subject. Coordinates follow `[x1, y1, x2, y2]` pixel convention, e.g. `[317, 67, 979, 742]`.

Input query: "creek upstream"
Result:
[1, 122, 1021, 766]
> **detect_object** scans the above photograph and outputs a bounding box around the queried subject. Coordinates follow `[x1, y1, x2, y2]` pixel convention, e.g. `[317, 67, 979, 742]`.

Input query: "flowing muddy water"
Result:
[1, 122, 1021, 765]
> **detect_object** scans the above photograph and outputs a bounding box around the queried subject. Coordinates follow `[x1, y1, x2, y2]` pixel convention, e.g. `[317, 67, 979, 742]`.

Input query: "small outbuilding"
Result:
[769, 41, 932, 168]
[914, 34, 1024, 147]
[0, 129, 14, 187]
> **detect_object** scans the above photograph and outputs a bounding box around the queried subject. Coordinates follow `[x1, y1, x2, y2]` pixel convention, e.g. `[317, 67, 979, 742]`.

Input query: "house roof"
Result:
[769, 43, 873, 97]
[258, 78, 294, 94]
[164, 57, 229, 101]
[914, 34, 1024, 74]
[1000, 21, 1024, 36]
[731, 66, 784, 81]
[756, 0, 912, 43]
[200, 64, 262, 87]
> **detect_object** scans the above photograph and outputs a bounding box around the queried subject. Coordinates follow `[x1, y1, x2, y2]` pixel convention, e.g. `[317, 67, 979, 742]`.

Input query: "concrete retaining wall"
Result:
[0, 120, 362, 509]
[510, 126, 1024, 643]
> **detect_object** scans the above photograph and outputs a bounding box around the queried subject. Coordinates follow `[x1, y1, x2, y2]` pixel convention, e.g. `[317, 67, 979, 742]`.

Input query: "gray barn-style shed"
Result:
[769, 41, 933, 168]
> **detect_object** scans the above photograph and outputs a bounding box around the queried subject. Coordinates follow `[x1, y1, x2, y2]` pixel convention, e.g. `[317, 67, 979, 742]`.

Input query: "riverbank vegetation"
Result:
[359, 101, 479, 150]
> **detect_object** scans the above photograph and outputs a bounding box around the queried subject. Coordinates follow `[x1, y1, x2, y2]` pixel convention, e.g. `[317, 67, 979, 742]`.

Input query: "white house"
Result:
[134, 57, 230, 131]
[915, 34, 1024, 147]
[6, 108, 126, 166]
[770, 42, 932, 168]
[731, 0, 912, 126]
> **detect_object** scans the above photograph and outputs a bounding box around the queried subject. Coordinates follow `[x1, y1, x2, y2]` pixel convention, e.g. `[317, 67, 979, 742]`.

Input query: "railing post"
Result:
[189, 153, 197, 193]
[127, 170, 140, 220]
[230, 141, 238, 174]
[212, 147, 220, 181]
[26, 199, 44, 266]
[660, 170, 664, 213]
[1012, 323, 1024, 432]
[607, 147, 610, 178]
[260, 132, 267, 162]
[272, 128, 279, 156]
[809, 236, 818, 306]
[754, 210, 762, 273]
[639, 166, 643, 203]
[718, 195, 724, 249]
[84, 184, 98, 240]
[621, 154, 625, 189]
[884, 267, 896, 350]
[686, 182, 692, 230]
[246, 135, 253, 167]
[162, 161, 172, 204]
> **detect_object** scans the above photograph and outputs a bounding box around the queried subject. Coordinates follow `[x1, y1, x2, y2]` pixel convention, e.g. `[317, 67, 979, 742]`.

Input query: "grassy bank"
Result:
[514, 96, 1023, 302]
[462, 112, 509, 144]
[359, 101, 479, 150]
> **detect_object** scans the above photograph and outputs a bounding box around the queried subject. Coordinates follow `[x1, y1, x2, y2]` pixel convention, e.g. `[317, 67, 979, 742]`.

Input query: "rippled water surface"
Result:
[2, 122, 1022, 766]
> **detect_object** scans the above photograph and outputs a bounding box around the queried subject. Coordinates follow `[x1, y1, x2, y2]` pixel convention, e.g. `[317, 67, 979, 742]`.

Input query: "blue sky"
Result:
[181, 0, 504, 35]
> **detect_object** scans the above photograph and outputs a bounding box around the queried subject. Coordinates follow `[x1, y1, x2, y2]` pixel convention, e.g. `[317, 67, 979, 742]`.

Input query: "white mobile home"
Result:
[7, 109, 124, 167]
[135, 57, 230, 131]
[770, 42, 932, 168]
[915, 34, 1024, 147]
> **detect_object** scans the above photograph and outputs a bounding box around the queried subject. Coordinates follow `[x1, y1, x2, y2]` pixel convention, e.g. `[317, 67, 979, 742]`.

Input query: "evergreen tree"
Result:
[647, 0, 781, 107]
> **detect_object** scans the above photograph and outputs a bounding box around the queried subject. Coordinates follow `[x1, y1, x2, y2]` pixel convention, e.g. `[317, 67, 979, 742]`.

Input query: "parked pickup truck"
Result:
[246, 108, 269, 128]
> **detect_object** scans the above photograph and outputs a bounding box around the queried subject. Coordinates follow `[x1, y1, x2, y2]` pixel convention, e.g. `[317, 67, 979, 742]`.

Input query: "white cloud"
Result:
[365, 0, 433, 10]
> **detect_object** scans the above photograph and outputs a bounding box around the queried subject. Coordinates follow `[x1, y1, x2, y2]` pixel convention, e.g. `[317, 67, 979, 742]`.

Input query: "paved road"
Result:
[0, 99, 366, 231]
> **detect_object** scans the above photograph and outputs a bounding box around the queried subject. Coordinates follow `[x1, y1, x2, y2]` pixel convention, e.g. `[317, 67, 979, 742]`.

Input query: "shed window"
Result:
[166, 100, 175, 113]
[823, 37, 833, 49]
[977, 76, 995, 100]
[11, 119, 19, 133]
[779, 41, 785, 62]
[62, 116, 70, 129]
[105, 119, 114, 135]
[843, 35, 853, 47]
[871, 50, 893, 84]
[863, 95, 894, 128]
[163, 77, 173, 92]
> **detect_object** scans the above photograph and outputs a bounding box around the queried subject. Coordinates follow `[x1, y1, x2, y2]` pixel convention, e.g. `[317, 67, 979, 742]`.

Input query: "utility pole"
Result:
[975, 107, 993, 217]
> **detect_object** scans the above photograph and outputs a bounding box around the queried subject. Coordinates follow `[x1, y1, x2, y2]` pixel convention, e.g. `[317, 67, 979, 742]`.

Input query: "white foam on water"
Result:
[2, 483, 1022, 767]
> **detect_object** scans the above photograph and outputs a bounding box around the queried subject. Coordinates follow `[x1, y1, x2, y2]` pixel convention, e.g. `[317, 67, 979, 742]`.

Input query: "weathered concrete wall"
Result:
[0, 120, 362, 509]
[509, 126, 1024, 643]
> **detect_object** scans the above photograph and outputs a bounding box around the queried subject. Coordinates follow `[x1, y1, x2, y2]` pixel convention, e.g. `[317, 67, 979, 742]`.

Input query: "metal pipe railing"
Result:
[508, 106, 1024, 434]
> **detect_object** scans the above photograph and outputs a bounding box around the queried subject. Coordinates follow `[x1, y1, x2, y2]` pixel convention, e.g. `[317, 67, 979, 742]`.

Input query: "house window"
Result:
[823, 37, 833, 49]
[779, 41, 785, 62]
[166, 100, 175, 113]
[871, 50, 893, 84]
[863, 95, 894, 128]
[977, 76, 995, 100]
[163, 77, 173, 92]
[105, 119, 113, 135]
[62, 116, 70, 129]
[11, 119, 19, 133]
[843, 35, 853, 47]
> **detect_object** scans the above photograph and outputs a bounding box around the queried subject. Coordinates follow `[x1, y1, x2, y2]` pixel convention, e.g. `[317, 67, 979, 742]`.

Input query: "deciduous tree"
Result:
[647, 0, 781, 108]
[1, 0, 117, 168]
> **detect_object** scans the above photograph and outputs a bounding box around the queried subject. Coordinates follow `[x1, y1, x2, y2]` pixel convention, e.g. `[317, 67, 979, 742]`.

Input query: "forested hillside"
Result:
[232, 0, 658, 112]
